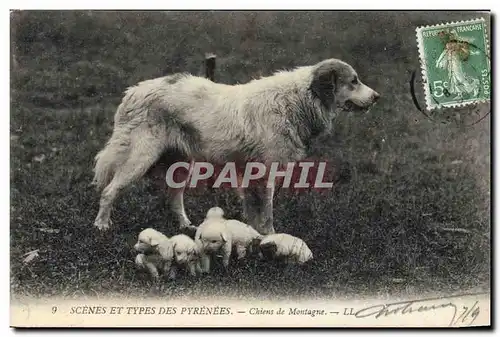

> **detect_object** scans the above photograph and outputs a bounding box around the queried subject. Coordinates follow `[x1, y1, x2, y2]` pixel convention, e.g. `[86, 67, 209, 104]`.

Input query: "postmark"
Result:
[416, 18, 490, 111]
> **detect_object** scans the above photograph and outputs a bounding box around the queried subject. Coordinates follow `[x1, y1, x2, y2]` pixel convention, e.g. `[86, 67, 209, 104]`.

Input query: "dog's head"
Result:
[205, 206, 225, 219]
[133, 228, 167, 254]
[310, 58, 380, 112]
[198, 228, 228, 253]
[172, 235, 199, 264]
[258, 241, 279, 261]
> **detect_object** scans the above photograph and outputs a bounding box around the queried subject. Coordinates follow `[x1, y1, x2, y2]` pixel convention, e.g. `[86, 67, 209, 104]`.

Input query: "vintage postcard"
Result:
[10, 10, 491, 328]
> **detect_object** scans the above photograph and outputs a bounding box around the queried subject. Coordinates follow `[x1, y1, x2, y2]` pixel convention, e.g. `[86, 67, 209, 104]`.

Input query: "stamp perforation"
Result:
[415, 17, 490, 111]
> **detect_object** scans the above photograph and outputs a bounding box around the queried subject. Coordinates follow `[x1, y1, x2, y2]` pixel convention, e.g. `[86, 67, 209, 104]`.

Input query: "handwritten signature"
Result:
[354, 292, 486, 327]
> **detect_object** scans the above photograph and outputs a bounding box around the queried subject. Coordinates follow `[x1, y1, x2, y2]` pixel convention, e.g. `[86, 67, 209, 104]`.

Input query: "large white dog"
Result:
[92, 59, 380, 235]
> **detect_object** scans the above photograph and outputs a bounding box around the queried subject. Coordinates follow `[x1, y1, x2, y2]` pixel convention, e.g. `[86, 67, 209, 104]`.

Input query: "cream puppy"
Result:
[168, 234, 202, 278]
[133, 228, 174, 280]
[257, 233, 313, 265]
[195, 207, 263, 273]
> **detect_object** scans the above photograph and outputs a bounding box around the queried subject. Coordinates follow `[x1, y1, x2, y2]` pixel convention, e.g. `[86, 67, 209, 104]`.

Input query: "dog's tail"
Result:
[91, 131, 130, 191]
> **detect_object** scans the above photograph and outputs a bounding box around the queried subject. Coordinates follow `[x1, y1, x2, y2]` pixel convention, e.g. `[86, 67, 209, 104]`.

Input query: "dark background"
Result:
[10, 11, 490, 299]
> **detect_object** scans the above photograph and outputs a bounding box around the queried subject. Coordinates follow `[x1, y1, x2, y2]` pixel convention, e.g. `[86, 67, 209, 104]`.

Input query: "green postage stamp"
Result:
[416, 17, 490, 110]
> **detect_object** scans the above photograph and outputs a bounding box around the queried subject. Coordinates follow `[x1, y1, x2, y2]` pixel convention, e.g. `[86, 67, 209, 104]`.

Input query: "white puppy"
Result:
[195, 207, 263, 273]
[257, 233, 313, 265]
[168, 234, 202, 278]
[133, 228, 174, 280]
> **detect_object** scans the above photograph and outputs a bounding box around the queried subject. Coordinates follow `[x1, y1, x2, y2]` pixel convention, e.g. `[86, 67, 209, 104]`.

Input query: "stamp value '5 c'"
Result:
[416, 17, 490, 110]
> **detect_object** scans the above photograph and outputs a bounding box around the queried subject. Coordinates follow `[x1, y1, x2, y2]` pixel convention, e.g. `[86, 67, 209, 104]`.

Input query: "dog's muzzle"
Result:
[134, 242, 154, 254]
[176, 254, 192, 264]
[345, 91, 380, 113]
[366, 91, 381, 114]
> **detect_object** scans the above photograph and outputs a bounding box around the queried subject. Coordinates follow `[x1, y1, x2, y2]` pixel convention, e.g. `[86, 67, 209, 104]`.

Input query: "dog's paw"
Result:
[167, 270, 177, 281]
[152, 278, 163, 291]
[94, 219, 111, 231]
[179, 217, 192, 227]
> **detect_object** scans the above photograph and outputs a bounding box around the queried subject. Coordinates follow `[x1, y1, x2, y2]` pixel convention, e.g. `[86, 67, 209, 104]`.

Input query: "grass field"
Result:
[10, 11, 490, 300]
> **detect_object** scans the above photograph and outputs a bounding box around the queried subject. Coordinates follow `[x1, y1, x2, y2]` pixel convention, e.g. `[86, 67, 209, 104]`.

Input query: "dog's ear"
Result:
[191, 247, 198, 257]
[220, 232, 228, 243]
[195, 239, 204, 252]
[310, 63, 337, 109]
[158, 240, 174, 260]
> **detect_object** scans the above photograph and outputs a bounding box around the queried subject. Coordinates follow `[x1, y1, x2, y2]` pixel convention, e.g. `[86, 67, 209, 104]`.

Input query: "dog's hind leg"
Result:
[167, 187, 194, 231]
[147, 154, 195, 232]
[93, 129, 165, 230]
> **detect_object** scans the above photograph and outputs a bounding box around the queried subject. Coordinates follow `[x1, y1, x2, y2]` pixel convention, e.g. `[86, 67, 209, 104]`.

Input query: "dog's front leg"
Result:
[261, 185, 276, 234]
[242, 186, 265, 232]
[195, 260, 203, 275]
[235, 244, 247, 260]
[168, 265, 178, 280]
[187, 261, 197, 277]
[243, 185, 275, 235]
[162, 260, 172, 279]
[222, 240, 232, 269]
[145, 261, 160, 280]
[200, 253, 211, 273]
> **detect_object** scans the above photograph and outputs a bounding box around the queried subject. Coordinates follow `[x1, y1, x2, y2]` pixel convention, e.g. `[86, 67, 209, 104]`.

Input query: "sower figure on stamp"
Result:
[435, 29, 480, 100]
